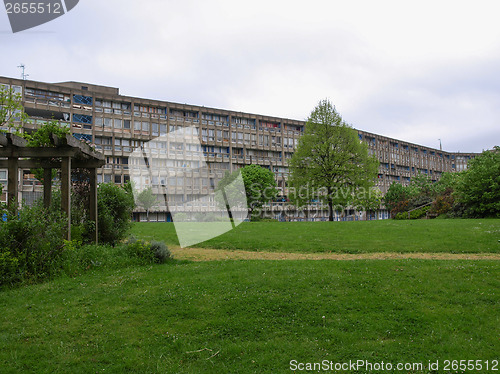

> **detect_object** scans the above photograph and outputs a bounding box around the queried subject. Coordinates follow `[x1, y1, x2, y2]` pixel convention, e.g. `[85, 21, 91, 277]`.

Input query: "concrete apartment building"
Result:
[0, 76, 478, 221]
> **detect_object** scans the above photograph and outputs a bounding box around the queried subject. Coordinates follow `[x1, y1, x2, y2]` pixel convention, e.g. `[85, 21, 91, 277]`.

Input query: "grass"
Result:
[1, 260, 499, 373]
[131, 219, 500, 253]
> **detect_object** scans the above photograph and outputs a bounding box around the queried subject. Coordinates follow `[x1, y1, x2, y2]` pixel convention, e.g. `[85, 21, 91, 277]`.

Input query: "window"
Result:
[73, 114, 92, 124]
[152, 123, 159, 135]
[124, 119, 131, 129]
[73, 133, 92, 142]
[73, 94, 93, 105]
[114, 119, 122, 129]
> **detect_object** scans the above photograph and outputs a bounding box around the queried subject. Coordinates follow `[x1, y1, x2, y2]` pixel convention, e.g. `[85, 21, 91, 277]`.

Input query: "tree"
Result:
[383, 182, 410, 213]
[288, 99, 379, 221]
[455, 147, 500, 218]
[97, 182, 135, 245]
[217, 164, 278, 220]
[0, 86, 28, 130]
[135, 186, 157, 222]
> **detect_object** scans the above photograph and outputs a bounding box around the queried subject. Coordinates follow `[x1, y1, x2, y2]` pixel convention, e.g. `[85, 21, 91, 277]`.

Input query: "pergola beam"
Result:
[0, 159, 105, 169]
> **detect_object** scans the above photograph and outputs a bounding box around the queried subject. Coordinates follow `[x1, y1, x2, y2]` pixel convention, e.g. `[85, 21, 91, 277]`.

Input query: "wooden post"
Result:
[61, 157, 71, 241]
[7, 157, 18, 211]
[43, 168, 52, 209]
[89, 168, 98, 244]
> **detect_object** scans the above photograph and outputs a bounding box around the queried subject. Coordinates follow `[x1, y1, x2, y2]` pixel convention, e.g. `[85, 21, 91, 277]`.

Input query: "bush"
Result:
[409, 206, 430, 219]
[0, 202, 67, 286]
[393, 206, 430, 220]
[97, 182, 135, 245]
[394, 212, 408, 220]
[124, 237, 171, 265]
[430, 188, 455, 216]
[150, 241, 172, 263]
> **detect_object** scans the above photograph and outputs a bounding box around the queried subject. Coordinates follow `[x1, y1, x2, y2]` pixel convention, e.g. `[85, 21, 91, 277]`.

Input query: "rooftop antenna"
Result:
[17, 63, 29, 80]
[438, 139, 442, 151]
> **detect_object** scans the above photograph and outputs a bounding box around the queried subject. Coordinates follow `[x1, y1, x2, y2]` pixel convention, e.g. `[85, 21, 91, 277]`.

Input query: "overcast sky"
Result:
[1, 0, 499, 153]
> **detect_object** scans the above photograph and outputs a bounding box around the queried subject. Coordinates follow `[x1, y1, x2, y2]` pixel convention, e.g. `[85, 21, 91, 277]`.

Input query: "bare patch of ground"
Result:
[171, 247, 500, 261]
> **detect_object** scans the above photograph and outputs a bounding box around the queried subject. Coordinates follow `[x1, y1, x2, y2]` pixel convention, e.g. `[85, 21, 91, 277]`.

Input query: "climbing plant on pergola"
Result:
[0, 132, 105, 242]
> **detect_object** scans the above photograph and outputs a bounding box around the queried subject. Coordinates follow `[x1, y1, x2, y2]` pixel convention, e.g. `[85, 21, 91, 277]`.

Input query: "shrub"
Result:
[394, 212, 408, 220]
[97, 182, 135, 245]
[409, 206, 430, 219]
[430, 188, 455, 216]
[393, 206, 430, 220]
[124, 237, 171, 265]
[149, 241, 172, 263]
[0, 201, 67, 286]
[124, 237, 154, 264]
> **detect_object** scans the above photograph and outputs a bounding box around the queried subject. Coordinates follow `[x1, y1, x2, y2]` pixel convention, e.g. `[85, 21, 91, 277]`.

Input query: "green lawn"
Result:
[1, 260, 499, 373]
[131, 219, 500, 253]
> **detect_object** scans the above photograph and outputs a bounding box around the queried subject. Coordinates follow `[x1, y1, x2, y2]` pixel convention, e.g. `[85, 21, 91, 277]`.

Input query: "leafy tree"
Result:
[97, 182, 135, 245]
[217, 164, 278, 220]
[135, 186, 157, 222]
[0, 86, 28, 130]
[23, 120, 71, 184]
[427, 171, 464, 217]
[410, 173, 438, 198]
[434, 171, 463, 195]
[383, 182, 410, 213]
[288, 99, 378, 221]
[455, 147, 500, 218]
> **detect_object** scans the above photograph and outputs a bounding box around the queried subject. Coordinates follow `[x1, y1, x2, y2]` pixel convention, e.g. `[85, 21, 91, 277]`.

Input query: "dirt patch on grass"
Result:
[171, 247, 500, 261]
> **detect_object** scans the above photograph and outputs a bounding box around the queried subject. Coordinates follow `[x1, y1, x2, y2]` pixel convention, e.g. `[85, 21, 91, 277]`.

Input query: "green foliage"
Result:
[0, 86, 28, 130]
[23, 120, 70, 147]
[21, 120, 71, 184]
[218, 164, 278, 219]
[124, 237, 172, 264]
[394, 206, 430, 220]
[288, 99, 378, 221]
[434, 171, 463, 195]
[0, 201, 67, 286]
[430, 187, 455, 216]
[384, 182, 410, 213]
[98, 182, 135, 245]
[124, 237, 155, 264]
[150, 240, 172, 263]
[385, 174, 438, 218]
[455, 147, 500, 218]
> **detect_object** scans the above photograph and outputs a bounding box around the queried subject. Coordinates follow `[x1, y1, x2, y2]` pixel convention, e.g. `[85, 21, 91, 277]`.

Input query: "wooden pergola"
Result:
[0, 132, 105, 243]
